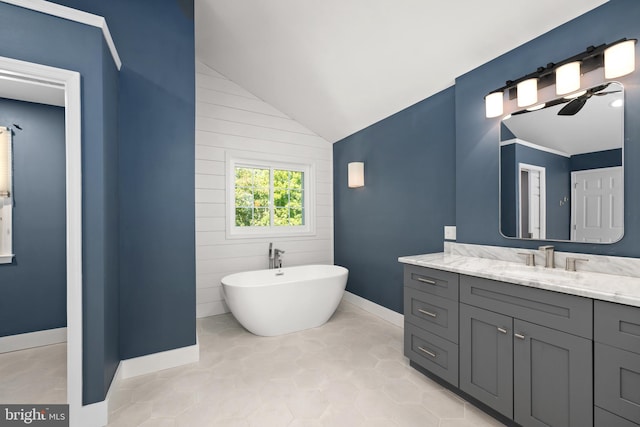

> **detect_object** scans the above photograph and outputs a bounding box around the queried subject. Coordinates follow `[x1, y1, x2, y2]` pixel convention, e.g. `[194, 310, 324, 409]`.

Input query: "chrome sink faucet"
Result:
[538, 245, 555, 268]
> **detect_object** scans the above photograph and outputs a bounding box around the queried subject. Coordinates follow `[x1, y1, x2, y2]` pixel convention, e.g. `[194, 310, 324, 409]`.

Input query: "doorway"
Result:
[518, 163, 546, 240]
[0, 56, 82, 423]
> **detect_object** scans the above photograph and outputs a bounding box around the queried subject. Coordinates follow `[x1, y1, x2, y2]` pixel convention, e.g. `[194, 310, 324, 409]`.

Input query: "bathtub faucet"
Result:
[268, 243, 285, 269]
[274, 248, 285, 269]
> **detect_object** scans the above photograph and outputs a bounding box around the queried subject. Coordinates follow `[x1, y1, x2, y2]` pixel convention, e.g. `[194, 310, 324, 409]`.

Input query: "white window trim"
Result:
[0, 126, 13, 264]
[226, 153, 316, 239]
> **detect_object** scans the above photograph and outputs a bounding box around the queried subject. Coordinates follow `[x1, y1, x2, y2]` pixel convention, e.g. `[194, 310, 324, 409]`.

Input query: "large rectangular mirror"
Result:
[500, 81, 624, 243]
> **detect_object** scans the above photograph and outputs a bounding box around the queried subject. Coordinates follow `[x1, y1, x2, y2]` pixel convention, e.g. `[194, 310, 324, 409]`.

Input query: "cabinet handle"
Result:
[417, 346, 436, 358]
[418, 308, 437, 318]
[497, 327, 507, 334]
[514, 333, 525, 340]
[416, 277, 436, 285]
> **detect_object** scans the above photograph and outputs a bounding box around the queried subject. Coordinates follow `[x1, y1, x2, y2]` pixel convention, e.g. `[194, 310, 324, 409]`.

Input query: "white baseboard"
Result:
[196, 301, 229, 318]
[342, 291, 404, 328]
[0, 327, 67, 353]
[74, 399, 108, 427]
[95, 337, 199, 426]
[120, 338, 200, 379]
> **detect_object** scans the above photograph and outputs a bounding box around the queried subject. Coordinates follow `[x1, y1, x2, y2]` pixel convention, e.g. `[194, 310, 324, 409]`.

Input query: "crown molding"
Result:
[0, 0, 122, 70]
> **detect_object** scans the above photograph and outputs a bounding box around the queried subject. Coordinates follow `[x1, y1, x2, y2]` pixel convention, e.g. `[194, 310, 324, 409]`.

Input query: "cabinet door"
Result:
[513, 319, 593, 427]
[595, 343, 640, 424]
[460, 303, 513, 418]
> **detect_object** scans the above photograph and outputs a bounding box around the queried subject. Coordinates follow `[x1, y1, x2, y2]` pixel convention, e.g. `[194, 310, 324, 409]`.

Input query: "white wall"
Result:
[195, 61, 334, 318]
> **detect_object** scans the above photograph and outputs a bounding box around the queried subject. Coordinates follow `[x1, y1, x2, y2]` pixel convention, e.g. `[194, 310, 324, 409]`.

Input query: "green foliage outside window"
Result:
[234, 166, 305, 227]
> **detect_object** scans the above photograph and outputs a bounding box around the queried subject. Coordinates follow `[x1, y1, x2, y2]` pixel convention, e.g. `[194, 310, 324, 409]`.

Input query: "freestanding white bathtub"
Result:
[221, 265, 348, 336]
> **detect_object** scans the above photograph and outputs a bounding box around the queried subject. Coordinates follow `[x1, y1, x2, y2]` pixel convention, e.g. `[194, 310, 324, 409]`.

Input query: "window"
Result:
[227, 156, 314, 238]
[0, 126, 13, 264]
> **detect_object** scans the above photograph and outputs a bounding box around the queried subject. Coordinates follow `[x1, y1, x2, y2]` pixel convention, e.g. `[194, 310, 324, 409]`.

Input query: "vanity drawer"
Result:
[404, 322, 458, 387]
[595, 407, 639, 427]
[404, 287, 458, 343]
[595, 300, 640, 355]
[404, 265, 458, 301]
[460, 275, 593, 339]
[595, 343, 640, 425]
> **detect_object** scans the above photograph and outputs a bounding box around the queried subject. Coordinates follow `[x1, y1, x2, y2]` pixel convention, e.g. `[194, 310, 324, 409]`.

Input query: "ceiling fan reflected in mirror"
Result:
[557, 83, 621, 116]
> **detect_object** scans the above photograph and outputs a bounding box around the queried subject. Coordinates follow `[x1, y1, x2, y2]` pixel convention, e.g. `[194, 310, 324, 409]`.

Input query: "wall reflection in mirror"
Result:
[500, 82, 624, 243]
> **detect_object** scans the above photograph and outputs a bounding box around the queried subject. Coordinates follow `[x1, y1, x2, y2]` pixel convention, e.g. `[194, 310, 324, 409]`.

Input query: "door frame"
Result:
[518, 163, 546, 240]
[0, 56, 83, 422]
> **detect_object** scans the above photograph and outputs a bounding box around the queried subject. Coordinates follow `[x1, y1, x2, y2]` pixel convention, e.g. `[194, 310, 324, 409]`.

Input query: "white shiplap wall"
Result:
[195, 61, 334, 318]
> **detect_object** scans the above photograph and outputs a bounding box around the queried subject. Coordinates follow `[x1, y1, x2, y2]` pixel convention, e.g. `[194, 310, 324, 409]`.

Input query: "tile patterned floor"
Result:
[0, 342, 67, 404]
[0, 302, 507, 426]
[107, 302, 506, 426]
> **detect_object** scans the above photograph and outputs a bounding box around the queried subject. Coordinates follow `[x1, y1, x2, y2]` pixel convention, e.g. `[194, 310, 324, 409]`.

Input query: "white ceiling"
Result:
[502, 82, 624, 156]
[195, 0, 608, 143]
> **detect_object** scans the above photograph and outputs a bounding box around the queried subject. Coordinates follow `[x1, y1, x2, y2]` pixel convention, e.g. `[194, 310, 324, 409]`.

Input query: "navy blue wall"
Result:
[456, 0, 640, 256]
[571, 148, 622, 171]
[0, 99, 66, 336]
[0, 2, 119, 404]
[500, 144, 517, 237]
[48, 0, 196, 359]
[333, 88, 456, 313]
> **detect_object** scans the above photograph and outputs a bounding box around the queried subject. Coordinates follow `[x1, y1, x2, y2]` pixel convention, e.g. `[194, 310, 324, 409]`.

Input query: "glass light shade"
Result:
[555, 62, 581, 95]
[605, 39, 636, 78]
[485, 91, 503, 118]
[0, 128, 10, 197]
[517, 78, 538, 107]
[348, 162, 364, 188]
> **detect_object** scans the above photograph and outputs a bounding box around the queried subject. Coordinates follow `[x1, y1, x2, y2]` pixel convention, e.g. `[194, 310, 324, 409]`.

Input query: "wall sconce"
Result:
[485, 38, 637, 118]
[0, 127, 10, 198]
[348, 162, 364, 188]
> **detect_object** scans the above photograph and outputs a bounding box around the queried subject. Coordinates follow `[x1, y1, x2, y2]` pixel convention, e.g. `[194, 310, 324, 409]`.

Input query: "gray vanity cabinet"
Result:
[512, 319, 592, 427]
[594, 300, 640, 426]
[460, 303, 592, 427]
[402, 264, 624, 427]
[403, 266, 459, 386]
[459, 275, 593, 427]
[459, 303, 514, 417]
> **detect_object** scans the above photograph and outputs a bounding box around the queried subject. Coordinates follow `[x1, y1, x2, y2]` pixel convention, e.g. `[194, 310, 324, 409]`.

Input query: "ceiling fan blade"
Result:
[558, 98, 587, 116]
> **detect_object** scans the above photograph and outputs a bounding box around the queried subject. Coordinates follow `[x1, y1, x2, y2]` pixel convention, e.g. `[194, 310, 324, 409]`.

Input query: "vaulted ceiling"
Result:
[195, 1, 608, 143]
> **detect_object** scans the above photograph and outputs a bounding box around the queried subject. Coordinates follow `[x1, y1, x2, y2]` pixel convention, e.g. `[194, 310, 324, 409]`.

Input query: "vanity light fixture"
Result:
[517, 78, 538, 107]
[348, 162, 364, 188]
[485, 91, 504, 118]
[0, 127, 10, 198]
[555, 61, 581, 95]
[605, 39, 636, 78]
[563, 90, 587, 99]
[526, 103, 546, 112]
[484, 38, 637, 118]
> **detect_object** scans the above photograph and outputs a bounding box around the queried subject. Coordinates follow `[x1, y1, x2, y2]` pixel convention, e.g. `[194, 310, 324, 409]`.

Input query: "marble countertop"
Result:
[398, 253, 640, 307]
